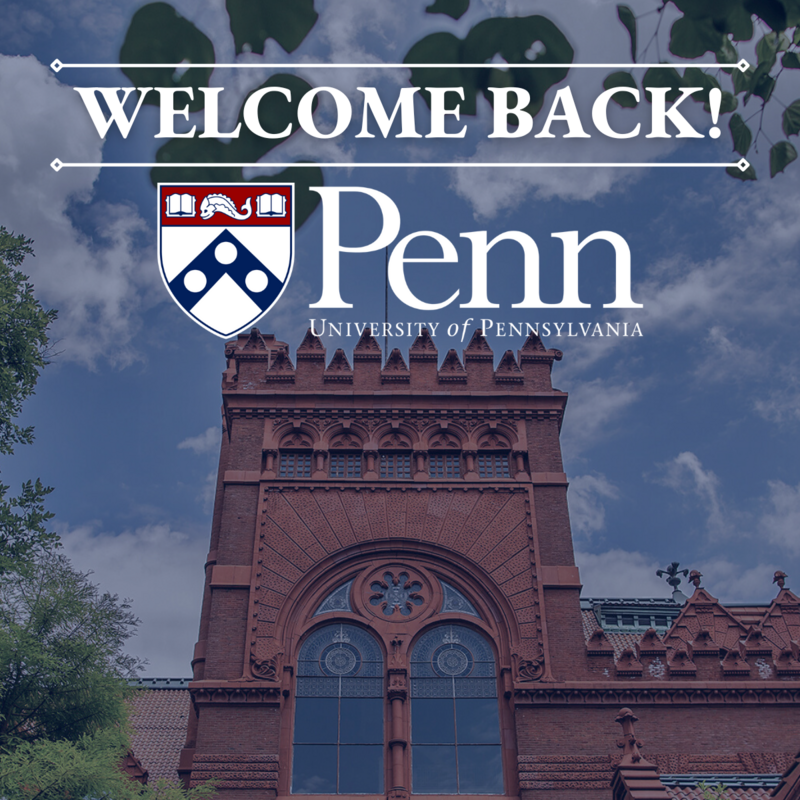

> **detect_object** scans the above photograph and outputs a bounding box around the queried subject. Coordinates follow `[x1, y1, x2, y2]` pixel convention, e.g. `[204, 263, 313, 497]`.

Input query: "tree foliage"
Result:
[612, 1, 800, 180]
[0, 229, 57, 572]
[0, 232, 213, 796]
[117, 0, 800, 194]
[0, 229, 56, 458]
[0, 554, 141, 749]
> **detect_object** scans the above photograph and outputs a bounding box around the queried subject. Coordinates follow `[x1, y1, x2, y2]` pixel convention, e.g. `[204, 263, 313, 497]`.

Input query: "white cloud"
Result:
[568, 473, 619, 537]
[560, 377, 640, 457]
[58, 521, 208, 676]
[0, 55, 156, 367]
[759, 480, 800, 557]
[178, 426, 222, 455]
[653, 451, 727, 539]
[576, 548, 668, 598]
[696, 557, 781, 604]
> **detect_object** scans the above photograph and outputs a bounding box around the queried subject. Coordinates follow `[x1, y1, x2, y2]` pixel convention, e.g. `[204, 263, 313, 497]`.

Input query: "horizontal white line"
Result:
[51, 160, 746, 170]
[51, 61, 743, 70]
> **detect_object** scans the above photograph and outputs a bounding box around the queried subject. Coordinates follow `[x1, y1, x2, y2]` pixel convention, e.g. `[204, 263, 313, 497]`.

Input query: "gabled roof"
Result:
[128, 681, 192, 784]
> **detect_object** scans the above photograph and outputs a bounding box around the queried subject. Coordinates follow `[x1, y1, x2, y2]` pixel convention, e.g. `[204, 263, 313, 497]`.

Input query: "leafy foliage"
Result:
[611, 0, 800, 180]
[121, 3, 215, 113]
[0, 230, 56, 458]
[0, 728, 219, 800]
[426, 0, 470, 20]
[0, 230, 57, 571]
[120, 3, 324, 228]
[769, 138, 797, 174]
[617, 5, 638, 61]
[698, 780, 730, 799]
[226, 0, 318, 55]
[0, 554, 141, 749]
[404, 16, 573, 118]
[603, 71, 639, 107]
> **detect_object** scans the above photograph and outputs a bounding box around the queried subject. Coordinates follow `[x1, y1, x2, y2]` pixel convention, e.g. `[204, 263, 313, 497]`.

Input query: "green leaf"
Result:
[642, 66, 684, 103]
[783, 0, 800, 26]
[770, 140, 798, 175]
[744, 61, 774, 102]
[782, 99, 800, 135]
[683, 66, 719, 103]
[732, 64, 752, 94]
[795, 27, 800, 44]
[602, 71, 639, 107]
[744, 0, 787, 30]
[669, 16, 723, 58]
[617, 5, 637, 61]
[715, 36, 739, 71]
[719, 90, 738, 113]
[781, 51, 800, 68]
[120, 3, 214, 112]
[725, 6, 754, 40]
[226, 0, 318, 55]
[426, 0, 469, 19]
[729, 113, 752, 154]
[752, 71, 776, 101]
[726, 162, 757, 179]
[405, 16, 573, 118]
[755, 33, 779, 69]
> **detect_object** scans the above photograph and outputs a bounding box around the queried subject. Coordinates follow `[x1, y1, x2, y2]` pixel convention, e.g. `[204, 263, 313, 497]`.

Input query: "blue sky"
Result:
[1, 0, 799, 675]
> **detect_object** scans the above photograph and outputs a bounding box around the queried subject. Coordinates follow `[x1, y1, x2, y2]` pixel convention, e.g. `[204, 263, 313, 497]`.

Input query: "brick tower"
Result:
[179, 326, 800, 800]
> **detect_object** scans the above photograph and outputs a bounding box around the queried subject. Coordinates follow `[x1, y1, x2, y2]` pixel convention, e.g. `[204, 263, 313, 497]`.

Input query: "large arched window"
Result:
[410, 625, 503, 795]
[292, 623, 384, 794]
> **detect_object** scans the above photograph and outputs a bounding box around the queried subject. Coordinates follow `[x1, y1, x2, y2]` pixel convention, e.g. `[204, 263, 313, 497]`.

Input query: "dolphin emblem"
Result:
[200, 194, 253, 220]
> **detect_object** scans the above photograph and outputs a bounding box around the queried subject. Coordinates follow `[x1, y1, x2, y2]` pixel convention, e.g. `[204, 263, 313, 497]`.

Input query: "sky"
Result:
[1, 0, 799, 675]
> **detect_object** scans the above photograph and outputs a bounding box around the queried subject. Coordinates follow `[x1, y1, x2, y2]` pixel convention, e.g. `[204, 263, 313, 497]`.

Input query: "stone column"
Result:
[387, 669, 409, 800]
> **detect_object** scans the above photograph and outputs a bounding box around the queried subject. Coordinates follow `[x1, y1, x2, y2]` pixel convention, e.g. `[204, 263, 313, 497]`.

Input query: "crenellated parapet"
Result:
[222, 326, 563, 394]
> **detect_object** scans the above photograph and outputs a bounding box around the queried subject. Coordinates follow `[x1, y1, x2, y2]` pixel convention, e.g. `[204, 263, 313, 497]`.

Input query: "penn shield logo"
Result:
[158, 182, 294, 337]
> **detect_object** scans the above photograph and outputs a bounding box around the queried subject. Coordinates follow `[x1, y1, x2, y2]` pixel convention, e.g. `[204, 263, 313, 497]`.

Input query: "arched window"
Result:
[378, 431, 413, 479]
[476, 432, 511, 479]
[410, 625, 503, 795]
[279, 430, 314, 478]
[428, 429, 462, 478]
[328, 432, 363, 479]
[292, 623, 384, 794]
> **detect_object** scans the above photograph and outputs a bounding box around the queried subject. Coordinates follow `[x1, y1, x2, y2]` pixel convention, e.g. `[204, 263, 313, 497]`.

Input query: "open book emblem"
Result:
[157, 183, 294, 338]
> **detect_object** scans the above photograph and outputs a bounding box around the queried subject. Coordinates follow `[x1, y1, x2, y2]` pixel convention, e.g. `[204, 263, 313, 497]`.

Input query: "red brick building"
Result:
[135, 327, 800, 800]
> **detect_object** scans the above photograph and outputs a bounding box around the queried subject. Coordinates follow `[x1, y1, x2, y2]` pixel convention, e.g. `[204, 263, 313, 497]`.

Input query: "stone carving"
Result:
[478, 432, 511, 449]
[428, 431, 460, 449]
[369, 571, 424, 617]
[517, 656, 545, 682]
[774, 570, 788, 589]
[329, 432, 362, 449]
[379, 431, 412, 449]
[250, 651, 281, 681]
[280, 431, 313, 448]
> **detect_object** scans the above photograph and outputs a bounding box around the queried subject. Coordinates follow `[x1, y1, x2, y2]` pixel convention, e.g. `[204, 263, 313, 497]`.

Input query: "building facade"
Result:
[174, 326, 800, 800]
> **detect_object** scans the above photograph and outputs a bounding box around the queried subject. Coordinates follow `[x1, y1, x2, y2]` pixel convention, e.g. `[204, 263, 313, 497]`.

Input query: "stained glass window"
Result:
[313, 581, 354, 616]
[441, 582, 480, 618]
[410, 625, 503, 795]
[293, 624, 384, 794]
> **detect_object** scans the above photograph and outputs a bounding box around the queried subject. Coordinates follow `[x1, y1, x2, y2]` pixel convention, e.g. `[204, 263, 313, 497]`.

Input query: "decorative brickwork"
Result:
[190, 753, 279, 790]
[177, 328, 800, 798]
